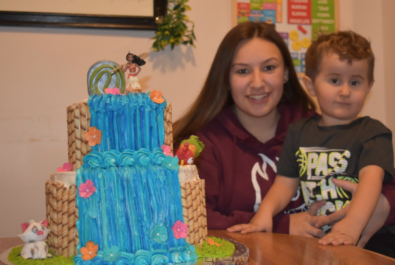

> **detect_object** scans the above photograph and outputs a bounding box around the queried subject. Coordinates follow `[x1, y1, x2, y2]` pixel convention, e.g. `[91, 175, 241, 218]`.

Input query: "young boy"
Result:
[228, 31, 394, 246]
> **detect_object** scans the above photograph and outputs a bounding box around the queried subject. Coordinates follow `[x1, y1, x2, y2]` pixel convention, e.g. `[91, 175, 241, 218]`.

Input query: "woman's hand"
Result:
[227, 215, 273, 234]
[314, 178, 390, 247]
[289, 201, 326, 238]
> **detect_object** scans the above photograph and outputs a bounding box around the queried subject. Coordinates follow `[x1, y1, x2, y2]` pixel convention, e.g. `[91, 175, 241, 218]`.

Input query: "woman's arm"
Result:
[318, 166, 384, 246]
[227, 175, 300, 233]
[381, 176, 395, 226]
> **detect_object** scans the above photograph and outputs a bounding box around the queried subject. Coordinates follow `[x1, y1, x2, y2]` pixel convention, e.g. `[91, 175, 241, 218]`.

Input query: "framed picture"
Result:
[0, 0, 167, 30]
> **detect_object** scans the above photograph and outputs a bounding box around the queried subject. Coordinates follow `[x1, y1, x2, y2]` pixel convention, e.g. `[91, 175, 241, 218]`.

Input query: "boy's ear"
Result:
[302, 75, 316, 97]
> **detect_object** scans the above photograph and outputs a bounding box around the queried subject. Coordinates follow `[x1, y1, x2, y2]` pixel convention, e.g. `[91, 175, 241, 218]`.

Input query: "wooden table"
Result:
[1, 232, 395, 265]
[209, 230, 395, 265]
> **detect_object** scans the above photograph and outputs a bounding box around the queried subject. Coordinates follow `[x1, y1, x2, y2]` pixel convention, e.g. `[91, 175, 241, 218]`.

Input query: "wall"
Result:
[382, 0, 395, 136]
[0, 0, 394, 237]
[338, 0, 395, 157]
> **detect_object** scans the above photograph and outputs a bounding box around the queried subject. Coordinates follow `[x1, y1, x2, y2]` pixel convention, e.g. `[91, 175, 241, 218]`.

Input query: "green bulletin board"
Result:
[232, 0, 339, 75]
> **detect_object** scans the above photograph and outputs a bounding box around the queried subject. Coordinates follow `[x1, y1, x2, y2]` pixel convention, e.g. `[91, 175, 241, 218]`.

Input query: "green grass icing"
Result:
[195, 237, 235, 258]
[8, 246, 74, 265]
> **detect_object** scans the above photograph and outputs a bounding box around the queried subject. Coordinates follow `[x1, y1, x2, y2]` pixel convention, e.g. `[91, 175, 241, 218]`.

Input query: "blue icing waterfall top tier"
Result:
[75, 148, 197, 264]
[88, 92, 167, 153]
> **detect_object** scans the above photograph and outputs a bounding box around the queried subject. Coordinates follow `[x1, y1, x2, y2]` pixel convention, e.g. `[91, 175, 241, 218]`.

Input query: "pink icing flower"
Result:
[79, 179, 96, 199]
[57, 162, 73, 172]
[161, 145, 173, 157]
[105, 87, 121, 95]
[172, 220, 188, 239]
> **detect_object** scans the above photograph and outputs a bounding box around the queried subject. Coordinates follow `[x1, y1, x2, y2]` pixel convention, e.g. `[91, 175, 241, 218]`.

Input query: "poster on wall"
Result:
[233, 0, 339, 76]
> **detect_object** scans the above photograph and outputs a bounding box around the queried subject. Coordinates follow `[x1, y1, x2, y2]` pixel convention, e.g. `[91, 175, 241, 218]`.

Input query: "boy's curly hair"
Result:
[305, 31, 374, 83]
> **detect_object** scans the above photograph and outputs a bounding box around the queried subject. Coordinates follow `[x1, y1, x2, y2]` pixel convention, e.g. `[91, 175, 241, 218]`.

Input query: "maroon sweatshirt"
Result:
[193, 104, 395, 233]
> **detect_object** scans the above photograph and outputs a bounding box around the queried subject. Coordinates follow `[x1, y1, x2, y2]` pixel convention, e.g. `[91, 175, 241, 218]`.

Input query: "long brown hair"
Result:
[173, 22, 315, 143]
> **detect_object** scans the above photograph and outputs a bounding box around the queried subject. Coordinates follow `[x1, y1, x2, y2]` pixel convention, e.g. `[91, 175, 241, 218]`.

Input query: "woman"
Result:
[173, 22, 395, 248]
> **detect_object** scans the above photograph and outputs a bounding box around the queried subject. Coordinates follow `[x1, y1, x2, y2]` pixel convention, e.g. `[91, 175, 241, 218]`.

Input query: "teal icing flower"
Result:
[103, 245, 121, 262]
[162, 155, 179, 170]
[151, 225, 168, 243]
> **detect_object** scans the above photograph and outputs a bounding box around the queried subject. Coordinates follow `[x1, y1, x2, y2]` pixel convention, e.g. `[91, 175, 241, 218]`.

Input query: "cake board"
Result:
[0, 246, 15, 265]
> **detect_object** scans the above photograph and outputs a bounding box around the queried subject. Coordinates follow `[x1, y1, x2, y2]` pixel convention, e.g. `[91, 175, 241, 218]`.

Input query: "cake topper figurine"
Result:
[18, 219, 52, 259]
[175, 135, 205, 166]
[111, 52, 148, 94]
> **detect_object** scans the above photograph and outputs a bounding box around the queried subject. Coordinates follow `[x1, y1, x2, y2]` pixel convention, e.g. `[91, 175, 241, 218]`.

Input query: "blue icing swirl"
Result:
[151, 254, 170, 265]
[134, 250, 151, 265]
[102, 150, 120, 167]
[81, 149, 167, 169]
[83, 151, 103, 168]
[170, 250, 184, 264]
[118, 150, 136, 167]
[135, 149, 152, 166]
[150, 147, 165, 165]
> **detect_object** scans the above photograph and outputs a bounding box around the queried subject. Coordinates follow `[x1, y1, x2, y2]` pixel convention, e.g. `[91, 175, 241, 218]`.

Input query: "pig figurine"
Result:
[18, 219, 52, 259]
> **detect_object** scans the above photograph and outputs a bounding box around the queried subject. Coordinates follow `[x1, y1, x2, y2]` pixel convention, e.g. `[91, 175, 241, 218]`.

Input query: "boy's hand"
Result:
[315, 178, 389, 247]
[289, 201, 327, 238]
[318, 220, 359, 246]
[227, 216, 273, 234]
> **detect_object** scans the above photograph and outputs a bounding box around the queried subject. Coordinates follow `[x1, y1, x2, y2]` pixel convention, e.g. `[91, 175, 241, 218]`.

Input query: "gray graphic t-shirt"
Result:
[277, 116, 393, 216]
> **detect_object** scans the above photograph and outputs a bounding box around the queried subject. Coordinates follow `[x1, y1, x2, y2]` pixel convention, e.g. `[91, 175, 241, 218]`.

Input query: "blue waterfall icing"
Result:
[74, 148, 197, 264]
[88, 93, 167, 152]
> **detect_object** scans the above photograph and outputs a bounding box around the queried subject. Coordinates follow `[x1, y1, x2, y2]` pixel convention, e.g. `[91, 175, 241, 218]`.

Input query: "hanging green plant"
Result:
[152, 0, 196, 51]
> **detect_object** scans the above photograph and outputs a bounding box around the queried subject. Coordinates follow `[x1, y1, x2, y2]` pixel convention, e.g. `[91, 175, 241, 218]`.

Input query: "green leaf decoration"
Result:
[152, 0, 196, 51]
[181, 135, 205, 159]
[87, 61, 126, 95]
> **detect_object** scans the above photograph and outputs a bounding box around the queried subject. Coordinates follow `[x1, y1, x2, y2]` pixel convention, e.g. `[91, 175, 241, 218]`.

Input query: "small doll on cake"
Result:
[110, 52, 148, 94]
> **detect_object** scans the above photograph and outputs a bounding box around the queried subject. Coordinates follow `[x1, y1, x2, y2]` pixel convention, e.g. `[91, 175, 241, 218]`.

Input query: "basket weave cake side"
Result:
[45, 179, 78, 257]
[164, 103, 173, 152]
[180, 179, 208, 246]
[67, 101, 91, 171]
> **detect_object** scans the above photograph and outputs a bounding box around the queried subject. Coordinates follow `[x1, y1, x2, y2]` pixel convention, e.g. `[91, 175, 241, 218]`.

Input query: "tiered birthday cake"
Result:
[43, 56, 208, 265]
